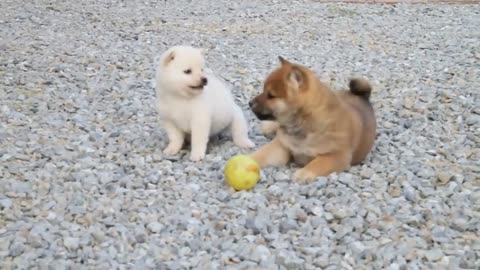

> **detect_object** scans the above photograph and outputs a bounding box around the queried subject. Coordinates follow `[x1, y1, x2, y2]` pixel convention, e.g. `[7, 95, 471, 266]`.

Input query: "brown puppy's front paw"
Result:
[260, 121, 279, 136]
[292, 169, 317, 184]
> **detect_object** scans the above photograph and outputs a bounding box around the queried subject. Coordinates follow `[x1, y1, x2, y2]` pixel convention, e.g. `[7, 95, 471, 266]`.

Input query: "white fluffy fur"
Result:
[155, 45, 254, 161]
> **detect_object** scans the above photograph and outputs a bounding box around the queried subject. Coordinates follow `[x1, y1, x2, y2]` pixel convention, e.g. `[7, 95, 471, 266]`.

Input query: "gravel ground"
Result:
[1, 0, 479, 269]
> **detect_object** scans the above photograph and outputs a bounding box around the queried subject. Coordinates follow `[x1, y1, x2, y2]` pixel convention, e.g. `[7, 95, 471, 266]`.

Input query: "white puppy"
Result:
[155, 45, 254, 161]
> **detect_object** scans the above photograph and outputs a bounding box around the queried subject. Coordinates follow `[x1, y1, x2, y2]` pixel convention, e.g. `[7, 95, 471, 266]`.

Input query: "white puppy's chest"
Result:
[158, 99, 195, 132]
[157, 93, 233, 135]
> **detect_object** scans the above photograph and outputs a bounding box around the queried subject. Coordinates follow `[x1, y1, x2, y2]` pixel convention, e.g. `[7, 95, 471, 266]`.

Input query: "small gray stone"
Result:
[350, 241, 367, 256]
[152, 154, 163, 162]
[252, 215, 269, 234]
[436, 172, 453, 185]
[315, 177, 328, 188]
[472, 240, 480, 250]
[276, 250, 305, 269]
[388, 184, 402, 197]
[470, 191, 480, 204]
[148, 173, 160, 184]
[313, 255, 330, 268]
[9, 242, 25, 257]
[451, 217, 469, 231]
[267, 184, 282, 196]
[0, 198, 13, 208]
[63, 237, 80, 250]
[251, 245, 271, 263]
[135, 233, 147, 243]
[284, 256, 305, 269]
[311, 206, 324, 217]
[465, 115, 478, 125]
[295, 208, 308, 222]
[273, 171, 289, 181]
[332, 208, 350, 219]
[338, 173, 354, 186]
[403, 185, 417, 202]
[324, 212, 334, 222]
[279, 219, 299, 233]
[147, 222, 163, 233]
[360, 167, 375, 178]
[424, 248, 444, 262]
[416, 168, 435, 179]
[216, 190, 229, 202]
[403, 98, 414, 109]
[366, 228, 381, 238]
[387, 263, 401, 270]
[236, 261, 258, 268]
[310, 216, 324, 227]
[335, 225, 351, 240]
[447, 182, 459, 194]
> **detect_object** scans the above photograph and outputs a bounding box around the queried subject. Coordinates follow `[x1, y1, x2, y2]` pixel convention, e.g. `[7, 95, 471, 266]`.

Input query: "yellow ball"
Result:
[224, 155, 260, 191]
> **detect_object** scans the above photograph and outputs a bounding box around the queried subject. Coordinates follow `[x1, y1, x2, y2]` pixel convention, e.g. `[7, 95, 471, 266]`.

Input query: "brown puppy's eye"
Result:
[184, 69, 192, 74]
[267, 92, 275, 99]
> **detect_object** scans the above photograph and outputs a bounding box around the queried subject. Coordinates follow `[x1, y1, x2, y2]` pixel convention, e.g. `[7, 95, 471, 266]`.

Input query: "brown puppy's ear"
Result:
[163, 50, 175, 66]
[278, 56, 290, 66]
[288, 66, 304, 92]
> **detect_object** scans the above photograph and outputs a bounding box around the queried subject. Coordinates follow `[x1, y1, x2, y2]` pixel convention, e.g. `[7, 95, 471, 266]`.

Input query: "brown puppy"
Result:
[249, 57, 376, 183]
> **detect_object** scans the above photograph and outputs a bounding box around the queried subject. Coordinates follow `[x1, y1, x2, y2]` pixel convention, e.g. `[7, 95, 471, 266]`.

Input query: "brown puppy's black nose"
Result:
[249, 100, 254, 108]
[201, 77, 208, 86]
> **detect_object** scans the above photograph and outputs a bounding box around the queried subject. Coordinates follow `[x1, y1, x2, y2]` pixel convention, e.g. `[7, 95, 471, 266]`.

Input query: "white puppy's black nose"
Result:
[201, 77, 208, 86]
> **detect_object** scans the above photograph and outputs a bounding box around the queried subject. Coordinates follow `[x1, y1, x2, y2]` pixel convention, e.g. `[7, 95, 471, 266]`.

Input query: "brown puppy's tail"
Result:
[349, 78, 372, 101]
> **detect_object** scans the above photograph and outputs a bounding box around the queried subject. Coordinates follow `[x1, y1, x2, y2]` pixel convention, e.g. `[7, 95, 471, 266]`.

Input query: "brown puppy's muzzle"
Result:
[249, 95, 275, 121]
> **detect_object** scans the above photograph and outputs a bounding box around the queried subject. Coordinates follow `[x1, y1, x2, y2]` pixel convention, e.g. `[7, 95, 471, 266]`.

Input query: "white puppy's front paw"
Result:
[234, 137, 255, 148]
[163, 144, 181, 156]
[189, 150, 205, 162]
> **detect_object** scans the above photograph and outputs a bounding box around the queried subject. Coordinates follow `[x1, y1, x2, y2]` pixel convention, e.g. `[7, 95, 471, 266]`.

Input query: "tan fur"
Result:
[249, 57, 376, 183]
[260, 120, 279, 136]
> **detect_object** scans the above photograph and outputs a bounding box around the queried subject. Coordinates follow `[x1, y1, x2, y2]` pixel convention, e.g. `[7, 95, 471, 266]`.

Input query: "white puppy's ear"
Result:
[163, 49, 175, 66]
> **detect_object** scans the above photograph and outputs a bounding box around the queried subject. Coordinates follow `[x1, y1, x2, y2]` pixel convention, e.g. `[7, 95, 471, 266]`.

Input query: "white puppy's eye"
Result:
[184, 69, 192, 74]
